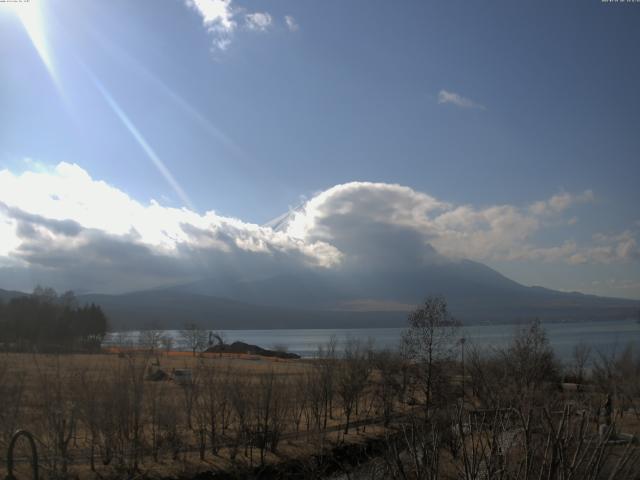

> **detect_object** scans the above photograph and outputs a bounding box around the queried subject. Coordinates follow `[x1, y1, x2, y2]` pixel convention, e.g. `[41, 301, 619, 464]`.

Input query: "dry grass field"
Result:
[0, 350, 402, 479]
[1, 328, 640, 480]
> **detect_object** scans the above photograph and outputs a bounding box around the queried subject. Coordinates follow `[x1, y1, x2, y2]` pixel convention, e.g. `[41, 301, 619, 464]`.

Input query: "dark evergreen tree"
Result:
[0, 288, 109, 352]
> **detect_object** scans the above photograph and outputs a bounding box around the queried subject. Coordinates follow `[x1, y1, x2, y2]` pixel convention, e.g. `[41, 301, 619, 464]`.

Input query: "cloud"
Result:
[281, 182, 634, 267]
[0, 164, 636, 293]
[186, 0, 237, 50]
[245, 12, 272, 32]
[573, 231, 640, 264]
[0, 163, 340, 292]
[437, 89, 485, 110]
[284, 15, 299, 32]
[592, 278, 640, 292]
[0, 202, 82, 237]
[283, 183, 448, 269]
[185, 0, 275, 50]
[529, 190, 594, 216]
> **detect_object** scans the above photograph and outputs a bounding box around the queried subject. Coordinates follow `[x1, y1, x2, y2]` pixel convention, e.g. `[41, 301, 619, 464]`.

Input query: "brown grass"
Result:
[0, 351, 388, 479]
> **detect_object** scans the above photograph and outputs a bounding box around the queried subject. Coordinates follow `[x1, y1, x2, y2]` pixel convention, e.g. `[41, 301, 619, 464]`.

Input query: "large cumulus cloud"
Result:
[0, 164, 637, 293]
[283, 183, 448, 270]
[0, 163, 340, 292]
[281, 182, 635, 268]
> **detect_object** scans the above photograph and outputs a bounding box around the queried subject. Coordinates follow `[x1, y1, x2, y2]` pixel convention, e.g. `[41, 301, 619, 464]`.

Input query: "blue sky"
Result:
[0, 0, 639, 298]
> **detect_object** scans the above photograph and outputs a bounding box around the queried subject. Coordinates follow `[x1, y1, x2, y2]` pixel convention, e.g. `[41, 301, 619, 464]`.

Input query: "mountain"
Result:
[0, 288, 28, 303]
[169, 259, 639, 326]
[85, 260, 637, 329]
[2, 255, 639, 330]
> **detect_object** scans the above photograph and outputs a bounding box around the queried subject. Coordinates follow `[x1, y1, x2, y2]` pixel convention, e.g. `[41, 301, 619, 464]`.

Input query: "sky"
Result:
[0, 0, 639, 299]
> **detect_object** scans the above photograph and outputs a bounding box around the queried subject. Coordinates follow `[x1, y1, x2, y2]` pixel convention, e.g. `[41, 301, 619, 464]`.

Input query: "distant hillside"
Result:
[3, 255, 639, 331]
[0, 288, 27, 303]
[163, 259, 640, 326]
[173, 260, 527, 309]
[84, 261, 640, 329]
[76, 290, 406, 330]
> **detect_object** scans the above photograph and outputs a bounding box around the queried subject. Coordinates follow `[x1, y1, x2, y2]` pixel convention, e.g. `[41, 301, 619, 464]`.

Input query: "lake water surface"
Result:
[105, 319, 640, 363]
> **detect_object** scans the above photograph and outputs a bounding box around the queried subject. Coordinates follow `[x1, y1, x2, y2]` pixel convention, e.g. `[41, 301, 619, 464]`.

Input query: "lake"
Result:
[104, 318, 640, 363]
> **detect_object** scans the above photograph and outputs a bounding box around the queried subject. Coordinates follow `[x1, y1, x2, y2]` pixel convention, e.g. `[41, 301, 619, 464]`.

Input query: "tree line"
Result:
[0, 286, 108, 352]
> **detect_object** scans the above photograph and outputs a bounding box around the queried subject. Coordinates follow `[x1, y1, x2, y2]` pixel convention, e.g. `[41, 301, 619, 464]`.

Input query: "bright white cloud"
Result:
[437, 89, 485, 110]
[186, 0, 235, 30]
[186, 0, 276, 50]
[0, 163, 340, 292]
[283, 182, 449, 268]
[0, 164, 636, 293]
[281, 182, 634, 267]
[186, 0, 236, 50]
[245, 12, 272, 32]
[285, 15, 299, 32]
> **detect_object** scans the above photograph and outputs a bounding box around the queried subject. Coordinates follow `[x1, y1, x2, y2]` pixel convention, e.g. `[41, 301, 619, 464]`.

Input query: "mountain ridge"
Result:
[1, 256, 638, 330]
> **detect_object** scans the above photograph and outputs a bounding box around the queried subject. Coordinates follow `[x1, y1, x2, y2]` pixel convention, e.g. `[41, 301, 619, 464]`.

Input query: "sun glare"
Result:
[9, 0, 59, 87]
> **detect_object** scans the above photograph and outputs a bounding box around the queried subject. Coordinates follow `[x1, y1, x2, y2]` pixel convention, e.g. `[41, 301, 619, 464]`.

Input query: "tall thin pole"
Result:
[460, 337, 466, 403]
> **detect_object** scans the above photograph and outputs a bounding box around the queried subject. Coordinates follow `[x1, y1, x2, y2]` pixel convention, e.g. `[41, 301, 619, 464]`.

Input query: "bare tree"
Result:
[467, 346, 505, 409]
[402, 296, 459, 415]
[0, 357, 25, 449]
[160, 334, 174, 354]
[468, 320, 560, 410]
[289, 371, 309, 436]
[153, 385, 183, 461]
[381, 416, 442, 480]
[336, 337, 372, 434]
[101, 354, 148, 472]
[180, 322, 208, 356]
[93, 371, 119, 466]
[34, 356, 78, 476]
[76, 367, 105, 471]
[570, 341, 592, 384]
[304, 367, 324, 432]
[124, 355, 148, 471]
[190, 364, 209, 460]
[502, 319, 559, 406]
[179, 361, 199, 430]
[228, 373, 250, 461]
[196, 362, 232, 456]
[593, 343, 640, 420]
[252, 370, 288, 464]
[372, 349, 404, 427]
[139, 327, 162, 354]
[315, 335, 338, 430]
